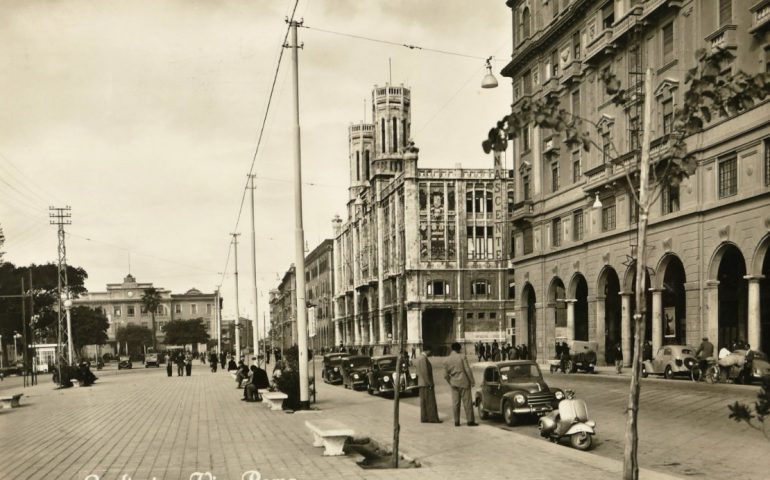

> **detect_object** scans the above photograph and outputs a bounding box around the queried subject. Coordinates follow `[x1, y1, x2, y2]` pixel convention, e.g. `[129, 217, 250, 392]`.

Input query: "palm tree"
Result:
[141, 288, 162, 350]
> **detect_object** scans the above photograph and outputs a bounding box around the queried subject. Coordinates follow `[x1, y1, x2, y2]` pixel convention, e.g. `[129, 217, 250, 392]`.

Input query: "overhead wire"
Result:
[217, 0, 300, 290]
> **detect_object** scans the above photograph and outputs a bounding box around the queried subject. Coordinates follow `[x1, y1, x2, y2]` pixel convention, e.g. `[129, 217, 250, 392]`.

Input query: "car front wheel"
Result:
[664, 366, 674, 380]
[641, 365, 648, 378]
[503, 401, 518, 426]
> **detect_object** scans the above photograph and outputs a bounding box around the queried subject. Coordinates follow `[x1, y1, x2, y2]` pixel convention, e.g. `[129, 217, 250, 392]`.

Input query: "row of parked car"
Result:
[321, 353, 420, 396]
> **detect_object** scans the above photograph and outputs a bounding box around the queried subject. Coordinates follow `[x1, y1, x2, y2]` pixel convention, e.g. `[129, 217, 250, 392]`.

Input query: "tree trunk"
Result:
[623, 68, 653, 480]
[151, 313, 157, 350]
[391, 278, 406, 468]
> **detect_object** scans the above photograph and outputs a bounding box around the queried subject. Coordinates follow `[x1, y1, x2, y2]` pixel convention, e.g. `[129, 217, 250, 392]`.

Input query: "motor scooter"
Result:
[538, 389, 595, 451]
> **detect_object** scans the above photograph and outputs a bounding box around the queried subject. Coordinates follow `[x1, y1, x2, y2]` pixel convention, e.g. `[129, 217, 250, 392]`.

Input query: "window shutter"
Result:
[719, 0, 732, 27]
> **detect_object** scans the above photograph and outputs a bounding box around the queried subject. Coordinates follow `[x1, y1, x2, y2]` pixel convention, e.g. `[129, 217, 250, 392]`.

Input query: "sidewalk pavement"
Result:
[0, 365, 680, 480]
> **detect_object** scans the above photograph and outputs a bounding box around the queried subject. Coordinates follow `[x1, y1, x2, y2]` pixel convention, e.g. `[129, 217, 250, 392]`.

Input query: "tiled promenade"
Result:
[0, 364, 681, 480]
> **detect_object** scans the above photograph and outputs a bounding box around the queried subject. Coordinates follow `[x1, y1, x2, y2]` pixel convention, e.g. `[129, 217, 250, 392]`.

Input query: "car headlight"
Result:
[353, 373, 359, 379]
[410, 373, 417, 379]
[333, 367, 338, 372]
[554, 390, 564, 400]
[513, 393, 526, 405]
[382, 376, 390, 382]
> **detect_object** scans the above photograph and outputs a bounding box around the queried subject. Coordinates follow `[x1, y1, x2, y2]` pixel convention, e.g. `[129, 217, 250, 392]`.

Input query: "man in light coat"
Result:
[415, 345, 441, 423]
[443, 342, 478, 427]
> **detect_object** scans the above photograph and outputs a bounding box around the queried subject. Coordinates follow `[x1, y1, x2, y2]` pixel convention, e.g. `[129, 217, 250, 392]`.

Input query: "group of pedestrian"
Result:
[475, 340, 529, 362]
[555, 341, 571, 373]
[415, 342, 478, 427]
[165, 351, 193, 377]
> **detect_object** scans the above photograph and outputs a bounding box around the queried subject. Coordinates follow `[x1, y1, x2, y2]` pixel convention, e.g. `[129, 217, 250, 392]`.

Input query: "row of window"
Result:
[425, 280, 495, 297]
[109, 303, 212, 317]
[465, 311, 498, 320]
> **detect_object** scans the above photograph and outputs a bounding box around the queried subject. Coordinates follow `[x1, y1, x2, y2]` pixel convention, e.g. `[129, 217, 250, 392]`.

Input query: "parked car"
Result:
[642, 345, 698, 379]
[731, 349, 770, 384]
[118, 356, 133, 370]
[473, 360, 565, 426]
[340, 355, 371, 390]
[366, 355, 418, 396]
[321, 353, 349, 384]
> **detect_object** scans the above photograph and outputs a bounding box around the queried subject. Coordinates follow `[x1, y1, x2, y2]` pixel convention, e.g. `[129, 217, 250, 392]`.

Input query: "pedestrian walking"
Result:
[209, 351, 218, 372]
[220, 352, 226, 370]
[176, 354, 185, 376]
[643, 340, 653, 362]
[185, 352, 193, 376]
[444, 342, 477, 427]
[415, 345, 441, 423]
[410, 346, 416, 360]
[165, 354, 172, 377]
[614, 343, 623, 374]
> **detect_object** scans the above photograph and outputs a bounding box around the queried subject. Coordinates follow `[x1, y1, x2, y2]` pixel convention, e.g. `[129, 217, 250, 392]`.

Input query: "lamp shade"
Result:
[481, 57, 498, 89]
[592, 193, 603, 209]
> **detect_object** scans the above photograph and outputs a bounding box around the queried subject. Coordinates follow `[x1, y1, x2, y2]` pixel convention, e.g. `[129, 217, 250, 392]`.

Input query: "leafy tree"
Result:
[116, 324, 152, 356]
[484, 47, 770, 480]
[70, 306, 109, 356]
[0, 262, 89, 341]
[141, 287, 162, 351]
[162, 318, 209, 348]
[728, 376, 770, 441]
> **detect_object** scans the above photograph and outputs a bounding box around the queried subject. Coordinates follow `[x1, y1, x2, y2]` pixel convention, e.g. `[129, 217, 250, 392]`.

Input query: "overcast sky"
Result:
[0, 0, 512, 329]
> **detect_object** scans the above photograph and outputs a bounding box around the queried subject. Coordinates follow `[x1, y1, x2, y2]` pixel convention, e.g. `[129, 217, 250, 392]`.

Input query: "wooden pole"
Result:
[623, 68, 653, 480]
[391, 276, 405, 468]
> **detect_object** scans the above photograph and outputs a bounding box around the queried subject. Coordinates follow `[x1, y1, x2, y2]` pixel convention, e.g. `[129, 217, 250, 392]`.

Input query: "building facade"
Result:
[269, 267, 297, 351]
[501, 0, 770, 364]
[332, 84, 516, 356]
[74, 274, 217, 352]
[305, 240, 335, 351]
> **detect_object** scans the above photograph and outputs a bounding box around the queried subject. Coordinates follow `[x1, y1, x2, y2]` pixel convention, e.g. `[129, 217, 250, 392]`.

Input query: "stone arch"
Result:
[597, 265, 621, 364]
[709, 242, 748, 349]
[521, 282, 538, 360]
[655, 253, 687, 346]
[756, 234, 770, 354]
[750, 233, 770, 277]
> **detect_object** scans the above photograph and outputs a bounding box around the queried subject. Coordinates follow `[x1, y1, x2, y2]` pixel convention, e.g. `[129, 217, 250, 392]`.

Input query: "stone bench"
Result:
[305, 419, 354, 456]
[262, 391, 288, 411]
[71, 379, 81, 388]
[0, 393, 23, 409]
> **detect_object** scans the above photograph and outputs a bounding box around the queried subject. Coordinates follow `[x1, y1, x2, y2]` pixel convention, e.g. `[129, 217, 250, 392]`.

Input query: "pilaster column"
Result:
[650, 288, 663, 353]
[334, 317, 342, 346]
[705, 280, 720, 347]
[565, 299, 577, 342]
[377, 202, 386, 347]
[745, 275, 764, 350]
[594, 295, 606, 364]
[621, 292, 633, 367]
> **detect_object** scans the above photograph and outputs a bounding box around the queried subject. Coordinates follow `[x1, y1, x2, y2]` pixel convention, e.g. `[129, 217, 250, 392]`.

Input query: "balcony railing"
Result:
[641, 0, 684, 21]
[706, 25, 738, 51]
[750, 0, 770, 35]
[583, 29, 614, 64]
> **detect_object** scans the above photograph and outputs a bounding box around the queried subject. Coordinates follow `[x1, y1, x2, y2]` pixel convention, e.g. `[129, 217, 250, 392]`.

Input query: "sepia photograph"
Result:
[1, 1, 770, 479]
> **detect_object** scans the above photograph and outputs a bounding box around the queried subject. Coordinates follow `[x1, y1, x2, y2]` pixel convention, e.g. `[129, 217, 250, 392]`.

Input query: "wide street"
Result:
[396, 362, 766, 479]
[1, 360, 767, 480]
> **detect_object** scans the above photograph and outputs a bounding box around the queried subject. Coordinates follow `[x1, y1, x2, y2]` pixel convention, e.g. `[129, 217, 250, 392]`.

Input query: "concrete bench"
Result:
[71, 379, 81, 388]
[0, 393, 23, 409]
[262, 391, 288, 411]
[305, 419, 354, 456]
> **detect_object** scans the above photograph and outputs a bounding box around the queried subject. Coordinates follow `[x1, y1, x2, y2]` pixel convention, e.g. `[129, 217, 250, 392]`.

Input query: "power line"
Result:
[217, 0, 300, 290]
[299, 24, 494, 61]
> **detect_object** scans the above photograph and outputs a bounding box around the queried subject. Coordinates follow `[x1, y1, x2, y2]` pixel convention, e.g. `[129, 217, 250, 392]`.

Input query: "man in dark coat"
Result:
[415, 345, 441, 423]
[243, 364, 271, 401]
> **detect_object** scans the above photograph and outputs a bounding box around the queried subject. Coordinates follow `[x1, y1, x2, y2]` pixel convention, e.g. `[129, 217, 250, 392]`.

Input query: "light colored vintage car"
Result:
[642, 345, 698, 379]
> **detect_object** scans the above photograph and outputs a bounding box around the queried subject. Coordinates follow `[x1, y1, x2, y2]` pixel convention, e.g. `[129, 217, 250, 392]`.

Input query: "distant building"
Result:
[269, 267, 296, 351]
[305, 240, 335, 351]
[74, 274, 217, 353]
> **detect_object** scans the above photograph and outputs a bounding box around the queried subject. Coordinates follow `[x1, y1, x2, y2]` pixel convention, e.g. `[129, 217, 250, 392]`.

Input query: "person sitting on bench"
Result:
[235, 360, 249, 388]
[243, 364, 270, 402]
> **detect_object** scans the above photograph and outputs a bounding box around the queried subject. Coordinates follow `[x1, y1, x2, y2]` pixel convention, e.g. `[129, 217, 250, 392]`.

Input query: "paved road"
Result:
[0, 364, 678, 480]
[392, 364, 767, 479]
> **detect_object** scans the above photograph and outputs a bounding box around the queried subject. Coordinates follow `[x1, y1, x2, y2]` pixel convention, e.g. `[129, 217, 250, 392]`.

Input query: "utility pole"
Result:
[248, 174, 261, 365]
[286, 17, 310, 409]
[623, 68, 653, 480]
[29, 269, 37, 386]
[49, 206, 72, 384]
[215, 287, 221, 356]
[21, 277, 28, 387]
[231, 233, 242, 358]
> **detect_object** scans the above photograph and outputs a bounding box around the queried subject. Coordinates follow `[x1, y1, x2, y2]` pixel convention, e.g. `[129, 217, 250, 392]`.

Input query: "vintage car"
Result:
[117, 355, 133, 370]
[642, 345, 698, 379]
[550, 341, 598, 374]
[730, 349, 770, 384]
[366, 355, 418, 396]
[321, 353, 349, 384]
[341, 355, 372, 390]
[473, 361, 565, 426]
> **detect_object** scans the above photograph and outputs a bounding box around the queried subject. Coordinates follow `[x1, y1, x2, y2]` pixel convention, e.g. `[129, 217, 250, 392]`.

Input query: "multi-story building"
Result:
[75, 274, 217, 353]
[331, 83, 516, 356]
[305, 240, 335, 351]
[269, 266, 297, 350]
[501, 0, 770, 364]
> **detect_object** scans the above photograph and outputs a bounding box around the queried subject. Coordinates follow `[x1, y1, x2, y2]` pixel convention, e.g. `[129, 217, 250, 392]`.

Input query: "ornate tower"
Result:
[371, 83, 411, 178]
[348, 121, 374, 202]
